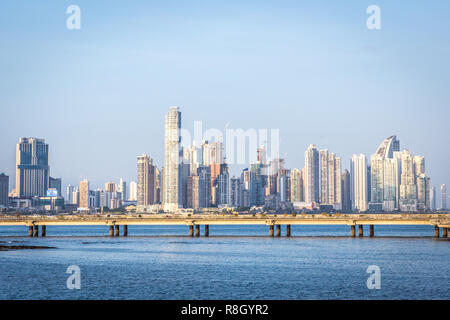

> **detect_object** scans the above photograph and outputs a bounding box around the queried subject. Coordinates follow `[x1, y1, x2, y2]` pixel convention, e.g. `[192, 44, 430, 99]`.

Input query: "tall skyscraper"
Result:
[163, 107, 183, 211]
[128, 181, 137, 201]
[430, 186, 436, 211]
[79, 179, 90, 210]
[49, 177, 62, 197]
[15, 138, 49, 197]
[0, 173, 9, 207]
[290, 168, 304, 203]
[105, 182, 116, 193]
[350, 154, 368, 212]
[398, 150, 418, 211]
[119, 178, 127, 202]
[341, 170, 351, 212]
[66, 184, 74, 204]
[197, 166, 211, 209]
[137, 155, 156, 206]
[304, 144, 319, 203]
[320, 150, 342, 209]
[230, 177, 241, 207]
[416, 173, 430, 211]
[441, 184, 447, 210]
[203, 141, 223, 165]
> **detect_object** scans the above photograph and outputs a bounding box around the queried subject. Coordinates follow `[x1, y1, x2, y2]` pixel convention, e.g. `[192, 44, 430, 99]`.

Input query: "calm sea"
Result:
[0, 225, 449, 300]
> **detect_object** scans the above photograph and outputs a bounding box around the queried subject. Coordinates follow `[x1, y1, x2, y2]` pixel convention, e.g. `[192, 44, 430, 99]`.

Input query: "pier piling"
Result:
[435, 226, 440, 238]
[115, 225, 120, 237]
[189, 225, 194, 237]
[195, 225, 200, 237]
[286, 225, 291, 237]
[109, 225, 114, 237]
[28, 226, 33, 237]
[369, 225, 374, 237]
[123, 225, 128, 237]
[269, 225, 274, 237]
[350, 225, 355, 237]
[41, 225, 46, 237]
[33, 225, 39, 237]
[205, 225, 209, 237]
[443, 228, 448, 238]
[358, 225, 363, 237]
[276, 225, 281, 237]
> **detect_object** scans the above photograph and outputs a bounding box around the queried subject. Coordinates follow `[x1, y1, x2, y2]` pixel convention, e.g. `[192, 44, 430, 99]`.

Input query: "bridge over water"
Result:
[1, 213, 449, 238]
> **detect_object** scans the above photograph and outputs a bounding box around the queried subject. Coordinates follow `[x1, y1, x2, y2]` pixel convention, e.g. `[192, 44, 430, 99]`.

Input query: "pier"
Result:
[0, 214, 449, 238]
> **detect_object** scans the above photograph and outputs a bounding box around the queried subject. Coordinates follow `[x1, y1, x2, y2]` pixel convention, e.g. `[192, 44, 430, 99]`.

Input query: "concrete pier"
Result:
[41, 225, 46, 237]
[189, 225, 194, 237]
[205, 225, 209, 237]
[358, 225, 363, 237]
[350, 225, 355, 237]
[115, 225, 120, 237]
[123, 225, 128, 237]
[33, 225, 39, 237]
[286, 225, 291, 237]
[443, 228, 448, 238]
[195, 225, 200, 237]
[435, 226, 440, 238]
[28, 226, 33, 237]
[370, 225, 374, 237]
[276, 225, 281, 237]
[269, 225, 274, 237]
[109, 225, 114, 237]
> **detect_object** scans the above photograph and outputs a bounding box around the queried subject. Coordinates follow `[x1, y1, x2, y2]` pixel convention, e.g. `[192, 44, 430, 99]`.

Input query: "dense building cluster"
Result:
[0, 107, 448, 213]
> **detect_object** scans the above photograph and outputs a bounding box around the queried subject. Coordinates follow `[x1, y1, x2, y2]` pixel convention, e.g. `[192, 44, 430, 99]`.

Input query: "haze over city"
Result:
[1, 0, 449, 192]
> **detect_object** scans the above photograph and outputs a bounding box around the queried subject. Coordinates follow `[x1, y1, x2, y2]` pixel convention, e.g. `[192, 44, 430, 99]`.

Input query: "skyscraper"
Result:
[105, 182, 116, 193]
[66, 184, 74, 204]
[128, 181, 137, 201]
[304, 144, 319, 203]
[0, 173, 9, 207]
[350, 154, 368, 212]
[430, 186, 436, 211]
[79, 179, 90, 210]
[137, 154, 156, 206]
[290, 168, 304, 203]
[163, 107, 182, 211]
[320, 150, 342, 209]
[15, 138, 49, 197]
[441, 184, 447, 210]
[49, 177, 62, 197]
[119, 178, 127, 202]
[398, 150, 418, 211]
[341, 170, 351, 212]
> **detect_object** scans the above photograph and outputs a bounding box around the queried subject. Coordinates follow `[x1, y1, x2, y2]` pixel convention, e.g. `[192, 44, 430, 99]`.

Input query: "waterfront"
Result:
[0, 225, 448, 300]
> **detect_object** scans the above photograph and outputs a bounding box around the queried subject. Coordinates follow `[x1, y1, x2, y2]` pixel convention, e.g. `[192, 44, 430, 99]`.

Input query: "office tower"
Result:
[197, 166, 211, 208]
[370, 154, 384, 207]
[350, 154, 368, 212]
[128, 181, 137, 201]
[257, 145, 267, 166]
[66, 185, 74, 204]
[341, 170, 351, 212]
[416, 174, 430, 211]
[163, 107, 182, 211]
[250, 163, 265, 205]
[383, 158, 399, 211]
[304, 144, 319, 203]
[0, 173, 9, 207]
[155, 168, 161, 203]
[216, 171, 230, 206]
[187, 176, 200, 210]
[15, 138, 50, 197]
[118, 179, 127, 202]
[203, 141, 223, 165]
[187, 144, 204, 176]
[72, 188, 79, 205]
[79, 179, 90, 210]
[398, 150, 418, 211]
[49, 177, 62, 197]
[290, 168, 304, 203]
[105, 182, 116, 193]
[230, 177, 242, 207]
[441, 184, 447, 210]
[320, 150, 342, 209]
[137, 155, 156, 206]
[430, 186, 436, 211]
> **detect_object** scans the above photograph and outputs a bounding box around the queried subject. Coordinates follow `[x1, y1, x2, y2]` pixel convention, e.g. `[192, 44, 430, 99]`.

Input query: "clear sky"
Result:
[0, 0, 449, 193]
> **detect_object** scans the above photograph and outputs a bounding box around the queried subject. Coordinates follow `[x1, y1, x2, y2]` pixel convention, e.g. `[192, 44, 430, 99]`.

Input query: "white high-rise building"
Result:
[441, 184, 447, 210]
[430, 186, 436, 211]
[66, 185, 74, 204]
[350, 154, 368, 212]
[163, 107, 183, 212]
[128, 181, 137, 201]
[119, 178, 127, 202]
[398, 150, 418, 211]
[320, 150, 341, 209]
[290, 168, 304, 203]
[304, 144, 319, 203]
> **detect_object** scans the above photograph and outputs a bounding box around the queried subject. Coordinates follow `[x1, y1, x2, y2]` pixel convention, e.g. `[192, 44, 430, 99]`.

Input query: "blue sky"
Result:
[0, 0, 449, 192]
